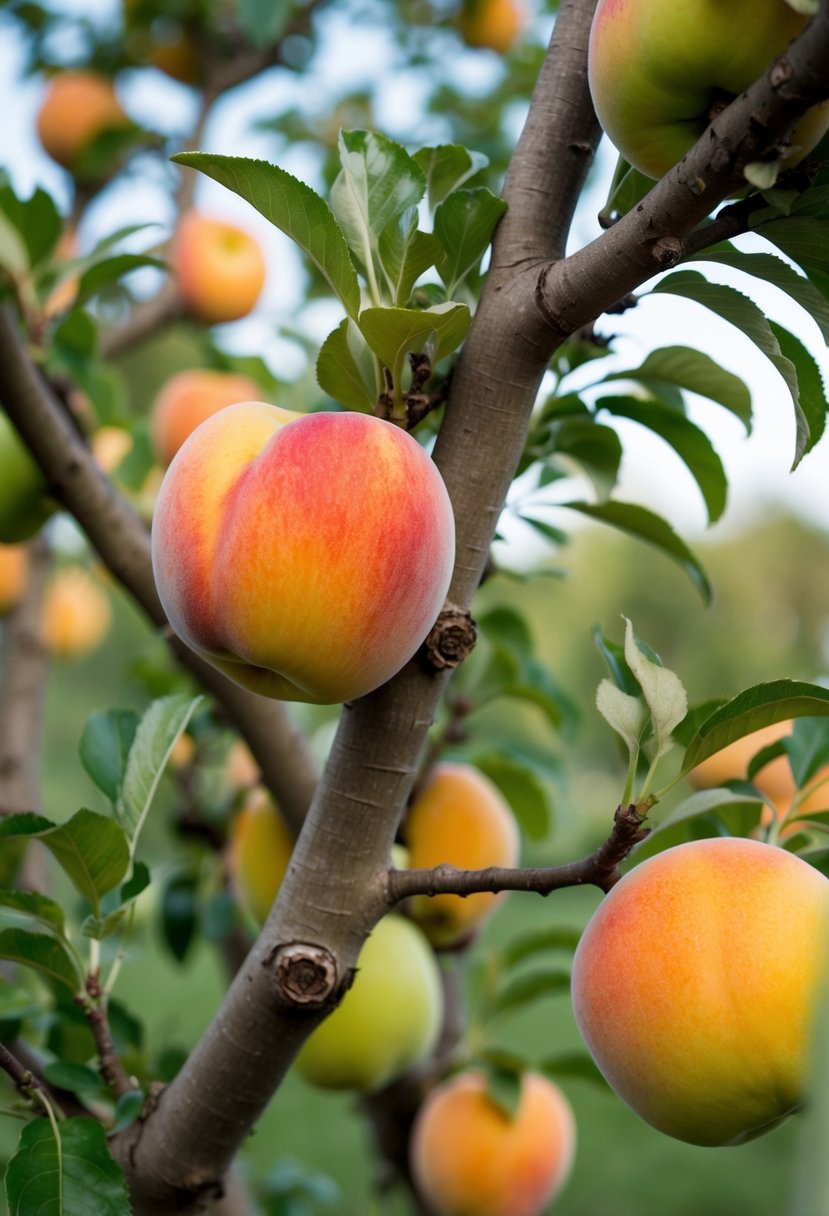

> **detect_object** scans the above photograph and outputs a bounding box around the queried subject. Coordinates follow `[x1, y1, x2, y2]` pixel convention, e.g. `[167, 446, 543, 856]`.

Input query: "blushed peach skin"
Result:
[151, 403, 455, 704]
[589, 0, 829, 180]
[151, 369, 263, 465]
[572, 837, 829, 1146]
[410, 1070, 576, 1216]
[37, 72, 128, 170]
[406, 762, 520, 947]
[172, 212, 266, 325]
[688, 720, 795, 805]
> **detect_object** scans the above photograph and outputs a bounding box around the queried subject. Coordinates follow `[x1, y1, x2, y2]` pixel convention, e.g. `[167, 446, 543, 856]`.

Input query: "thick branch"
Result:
[109, 5, 606, 1211]
[0, 309, 317, 835]
[537, 2, 829, 334]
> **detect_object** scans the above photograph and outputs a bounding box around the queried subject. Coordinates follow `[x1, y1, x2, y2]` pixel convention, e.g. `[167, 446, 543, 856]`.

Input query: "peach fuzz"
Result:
[36, 72, 128, 171]
[588, 0, 829, 180]
[227, 787, 294, 926]
[0, 544, 28, 615]
[405, 762, 520, 947]
[151, 369, 263, 466]
[151, 403, 455, 704]
[571, 837, 829, 1146]
[171, 212, 266, 325]
[410, 1070, 576, 1216]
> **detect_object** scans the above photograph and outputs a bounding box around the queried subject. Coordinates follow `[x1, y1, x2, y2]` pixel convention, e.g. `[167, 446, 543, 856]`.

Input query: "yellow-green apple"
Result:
[571, 836, 829, 1145]
[172, 212, 266, 325]
[227, 787, 294, 926]
[0, 544, 28, 614]
[405, 762, 520, 947]
[457, 0, 527, 53]
[295, 914, 443, 1092]
[37, 72, 129, 172]
[151, 403, 455, 704]
[588, 0, 829, 179]
[42, 567, 112, 659]
[0, 412, 55, 543]
[151, 368, 262, 466]
[410, 1070, 576, 1216]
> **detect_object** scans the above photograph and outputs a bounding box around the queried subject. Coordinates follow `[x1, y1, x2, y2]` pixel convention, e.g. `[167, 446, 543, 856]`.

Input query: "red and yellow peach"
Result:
[171, 212, 266, 325]
[151, 403, 455, 704]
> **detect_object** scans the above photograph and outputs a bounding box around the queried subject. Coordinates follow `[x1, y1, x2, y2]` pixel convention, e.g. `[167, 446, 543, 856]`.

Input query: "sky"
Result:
[1, 0, 828, 550]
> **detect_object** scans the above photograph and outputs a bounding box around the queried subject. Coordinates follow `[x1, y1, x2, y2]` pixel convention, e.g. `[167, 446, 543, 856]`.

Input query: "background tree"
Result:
[2, 0, 829, 1213]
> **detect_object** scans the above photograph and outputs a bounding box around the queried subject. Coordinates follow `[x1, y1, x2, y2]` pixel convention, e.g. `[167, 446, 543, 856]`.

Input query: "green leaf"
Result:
[0, 890, 65, 935]
[539, 1051, 610, 1089]
[623, 617, 687, 759]
[606, 346, 751, 427]
[694, 246, 829, 345]
[596, 680, 647, 750]
[599, 154, 653, 224]
[647, 788, 766, 841]
[117, 694, 202, 849]
[562, 500, 712, 603]
[0, 185, 62, 268]
[491, 968, 570, 1015]
[0, 928, 81, 992]
[42, 1061, 105, 1096]
[787, 719, 829, 789]
[502, 926, 582, 967]
[378, 224, 444, 307]
[74, 253, 168, 307]
[237, 0, 293, 47]
[413, 144, 489, 210]
[593, 627, 640, 696]
[80, 709, 140, 805]
[330, 130, 426, 302]
[542, 417, 623, 501]
[0, 810, 130, 913]
[473, 752, 551, 840]
[160, 873, 199, 963]
[4, 1117, 131, 1216]
[172, 153, 361, 319]
[433, 187, 507, 296]
[681, 681, 829, 775]
[755, 216, 829, 280]
[597, 394, 727, 523]
[483, 1062, 523, 1119]
[82, 861, 151, 940]
[768, 321, 827, 460]
[316, 318, 377, 412]
[651, 272, 807, 465]
[111, 1089, 145, 1135]
[478, 606, 533, 660]
[357, 303, 470, 375]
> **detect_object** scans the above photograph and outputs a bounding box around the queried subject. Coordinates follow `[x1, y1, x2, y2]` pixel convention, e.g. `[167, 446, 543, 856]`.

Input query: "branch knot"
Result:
[269, 942, 338, 1008]
[422, 604, 477, 670]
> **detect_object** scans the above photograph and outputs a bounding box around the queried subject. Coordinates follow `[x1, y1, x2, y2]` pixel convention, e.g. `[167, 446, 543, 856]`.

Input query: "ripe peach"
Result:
[42, 567, 112, 659]
[151, 369, 262, 466]
[36, 72, 128, 172]
[571, 837, 829, 1146]
[227, 787, 294, 926]
[458, 0, 527, 53]
[171, 212, 266, 325]
[405, 762, 520, 947]
[151, 403, 455, 704]
[410, 1070, 576, 1216]
[0, 544, 28, 615]
[688, 720, 794, 805]
[295, 914, 443, 1093]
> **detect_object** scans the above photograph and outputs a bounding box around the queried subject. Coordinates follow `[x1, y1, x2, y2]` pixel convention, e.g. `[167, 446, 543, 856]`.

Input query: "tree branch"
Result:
[0, 309, 318, 835]
[537, 2, 829, 335]
[388, 802, 650, 904]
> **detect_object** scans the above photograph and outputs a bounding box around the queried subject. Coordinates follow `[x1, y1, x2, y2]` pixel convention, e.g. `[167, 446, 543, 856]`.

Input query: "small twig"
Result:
[0, 1041, 62, 1118]
[387, 802, 650, 906]
[83, 981, 136, 1099]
